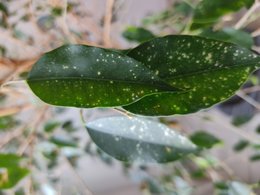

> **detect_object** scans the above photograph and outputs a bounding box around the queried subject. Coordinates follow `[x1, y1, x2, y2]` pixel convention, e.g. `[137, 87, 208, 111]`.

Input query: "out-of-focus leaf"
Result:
[200, 28, 254, 49]
[191, 0, 254, 30]
[37, 15, 55, 31]
[215, 181, 254, 195]
[49, 135, 77, 147]
[232, 115, 253, 126]
[190, 131, 222, 149]
[86, 116, 197, 163]
[0, 154, 29, 189]
[51, 7, 63, 16]
[123, 35, 260, 116]
[256, 125, 260, 134]
[0, 116, 18, 131]
[122, 26, 156, 43]
[61, 120, 76, 132]
[44, 121, 60, 133]
[0, 2, 8, 15]
[233, 140, 250, 152]
[250, 153, 260, 161]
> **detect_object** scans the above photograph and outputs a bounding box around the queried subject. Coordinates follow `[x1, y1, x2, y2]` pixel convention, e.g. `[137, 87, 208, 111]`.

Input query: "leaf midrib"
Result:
[27, 76, 178, 91]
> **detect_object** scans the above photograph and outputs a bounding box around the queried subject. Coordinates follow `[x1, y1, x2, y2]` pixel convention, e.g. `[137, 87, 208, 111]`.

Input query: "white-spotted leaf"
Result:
[86, 116, 197, 163]
[123, 35, 260, 116]
[27, 45, 179, 108]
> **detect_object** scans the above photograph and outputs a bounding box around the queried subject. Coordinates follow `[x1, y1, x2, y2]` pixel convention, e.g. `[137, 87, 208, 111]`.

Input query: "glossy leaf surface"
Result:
[124, 35, 260, 116]
[27, 45, 178, 108]
[86, 116, 197, 163]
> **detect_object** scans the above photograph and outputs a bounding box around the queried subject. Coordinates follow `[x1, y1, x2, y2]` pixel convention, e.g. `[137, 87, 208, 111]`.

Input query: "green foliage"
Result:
[190, 131, 222, 149]
[49, 135, 77, 147]
[27, 36, 260, 116]
[200, 28, 254, 49]
[123, 36, 260, 115]
[191, 0, 254, 29]
[233, 140, 250, 152]
[250, 153, 260, 161]
[86, 116, 197, 163]
[214, 181, 254, 195]
[232, 115, 253, 126]
[27, 44, 178, 109]
[122, 26, 155, 43]
[0, 154, 29, 189]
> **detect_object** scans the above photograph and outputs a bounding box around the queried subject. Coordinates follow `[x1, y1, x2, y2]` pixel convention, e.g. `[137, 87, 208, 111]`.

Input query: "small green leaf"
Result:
[0, 154, 29, 189]
[191, 0, 254, 29]
[122, 26, 156, 43]
[49, 135, 77, 147]
[215, 181, 254, 195]
[44, 121, 60, 133]
[124, 35, 260, 116]
[233, 140, 249, 152]
[51, 7, 63, 16]
[190, 131, 222, 149]
[250, 153, 260, 161]
[232, 115, 253, 126]
[27, 45, 179, 108]
[200, 28, 254, 49]
[256, 125, 260, 134]
[86, 116, 197, 163]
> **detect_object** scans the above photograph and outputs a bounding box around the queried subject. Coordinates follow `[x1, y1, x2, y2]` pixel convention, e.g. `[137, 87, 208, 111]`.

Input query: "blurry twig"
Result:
[236, 91, 260, 110]
[64, 157, 93, 195]
[234, 0, 260, 29]
[17, 106, 49, 155]
[0, 103, 31, 117]
[103, 0, 115, 47]
[242, 86, 260, 94]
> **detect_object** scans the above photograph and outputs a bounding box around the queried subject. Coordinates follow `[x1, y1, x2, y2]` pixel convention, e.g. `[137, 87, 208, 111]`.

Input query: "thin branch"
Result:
[251, 28, 260, 37]
[241, 86, 260, 94]
[64, 157, 93, 195]
[17, 106, 49, 156]
[236, 91, 260, 110]
[0, 103, 31, 117]
[103, 0, 115, 47]
[234, 0, 260, 29]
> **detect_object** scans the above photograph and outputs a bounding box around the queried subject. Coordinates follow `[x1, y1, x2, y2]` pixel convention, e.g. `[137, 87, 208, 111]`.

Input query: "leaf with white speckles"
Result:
[27, 45, 179, 108]
[123, 35, 260, 116]
[86, 116, 197, 163]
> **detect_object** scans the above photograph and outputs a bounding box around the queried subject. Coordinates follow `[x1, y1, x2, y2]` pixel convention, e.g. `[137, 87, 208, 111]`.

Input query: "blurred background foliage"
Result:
[0, 0, 260, 194]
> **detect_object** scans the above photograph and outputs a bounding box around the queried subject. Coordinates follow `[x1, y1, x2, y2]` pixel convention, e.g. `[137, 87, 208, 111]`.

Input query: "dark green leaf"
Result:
[232, 115, 253, 126]
[256, 125, 260, 134]
[190, 131, 222, 149]
[51, 7, 63, 16]
[250, 153, 260, 161]
[233, 140, 249, 152]
[215, 181, 253, 195]
[122, 26, 156, 43]
[86, 116, 197, 163]
[27, 45, 178, 108]
[200, 28, 254, 49]
[44, 121, 60, 133]
[49, 135, 77, 147]
[0, 2, 8, 15]
[191, 0, 254, 29]
[124, 35, 260, 116]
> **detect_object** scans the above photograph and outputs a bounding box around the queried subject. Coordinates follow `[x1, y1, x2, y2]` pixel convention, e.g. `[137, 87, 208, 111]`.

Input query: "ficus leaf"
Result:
[27, 45, 179, 108]
[86, 116, 197, 163]
[123, 35, 260, 116]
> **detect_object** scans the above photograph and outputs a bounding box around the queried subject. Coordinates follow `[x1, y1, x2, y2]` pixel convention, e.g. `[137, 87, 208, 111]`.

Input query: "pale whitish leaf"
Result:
[86, 116, 197, 163]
